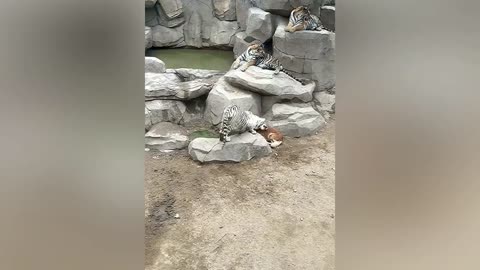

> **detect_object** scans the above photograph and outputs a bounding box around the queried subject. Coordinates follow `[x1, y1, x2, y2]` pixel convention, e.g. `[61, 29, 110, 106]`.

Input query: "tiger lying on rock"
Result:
[285, 6, 333, 33]
[219, 104, 267, 142]
[231, 44, 306, 85]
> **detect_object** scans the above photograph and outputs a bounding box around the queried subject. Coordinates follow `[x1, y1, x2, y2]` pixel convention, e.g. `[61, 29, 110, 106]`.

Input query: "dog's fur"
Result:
[258, 127, 284, 148]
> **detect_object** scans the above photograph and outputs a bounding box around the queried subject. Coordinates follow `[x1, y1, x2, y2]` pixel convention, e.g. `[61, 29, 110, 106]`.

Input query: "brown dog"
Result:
[258, 127, 284, 148]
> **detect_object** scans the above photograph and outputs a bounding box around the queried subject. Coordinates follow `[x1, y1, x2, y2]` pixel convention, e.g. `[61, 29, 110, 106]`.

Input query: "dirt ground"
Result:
[145, 120, 335, 270]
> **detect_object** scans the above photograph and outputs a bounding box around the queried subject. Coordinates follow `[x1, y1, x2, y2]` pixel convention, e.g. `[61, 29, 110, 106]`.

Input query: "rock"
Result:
[158, 0, 183, 19]
[184, 12, 202, 48]
[151, 24, 186, 47]
[313, 91, 335, 113]
[264, 103, 326, 137]
[188, 133, 271, 162]
[145, 100, 186, 129]
[209, 19, 239, 47]
[145, 0, 157, 8]
[233, 31, 256, 58]
[205, 77, 261, 125]
[261, 95, 305, 114]
[145, 27, 153, 49]
[236, 0, 255, 30]
[182, 96, 208, 125]
[145, 7, 160, 27]
[145, 122, 189, 150]
[145, 57, 166, 73]
[224, 66, 315, 102]
[273, 25, 335, 91]
[145, 73, 215, 100]
[245, 8, 274, 43]
[155, 2, 185, 27]
[166, 68, 225, 81]
[213, 0, 236, 21]
[320, 6, 335, 32]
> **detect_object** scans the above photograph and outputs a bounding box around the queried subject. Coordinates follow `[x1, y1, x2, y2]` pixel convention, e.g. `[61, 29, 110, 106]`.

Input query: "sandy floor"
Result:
[145, 120, 335, 270]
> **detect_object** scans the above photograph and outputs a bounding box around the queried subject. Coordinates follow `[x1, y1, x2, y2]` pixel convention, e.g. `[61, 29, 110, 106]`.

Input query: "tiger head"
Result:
[245, 111, 268, 131]
[246, 44, 266, 59]
[287, 6, 311, 31]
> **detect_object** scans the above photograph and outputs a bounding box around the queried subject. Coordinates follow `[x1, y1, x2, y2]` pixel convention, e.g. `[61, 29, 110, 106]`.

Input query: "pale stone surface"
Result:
[151, 24, 186, 47]
[273, 25, 335, 91]
[145, 73, 214, 100]
[145, 100, 186, 129]
[145, 122, 189, 150]
[188, 133, 271, 162]
[145, 57, 166, 73]
[205, 77, 261, 125]
[209, 19, 239, 47]
[213, 0, 236, 21]
[145, 26, 153, 49]
[264, 103, 326, 137]
[245, 7, 273, 43]
[224, 66, 315, 102]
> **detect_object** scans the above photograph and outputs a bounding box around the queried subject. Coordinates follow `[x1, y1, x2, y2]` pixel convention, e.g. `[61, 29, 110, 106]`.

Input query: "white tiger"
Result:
[219, 105, 267, 142]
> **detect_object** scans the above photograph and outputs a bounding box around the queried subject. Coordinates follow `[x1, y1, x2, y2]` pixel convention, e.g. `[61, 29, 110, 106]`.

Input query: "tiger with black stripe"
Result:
[286, 6, 333, 33]
[231, 44, 307, 85]
[219, 104, 267, 142]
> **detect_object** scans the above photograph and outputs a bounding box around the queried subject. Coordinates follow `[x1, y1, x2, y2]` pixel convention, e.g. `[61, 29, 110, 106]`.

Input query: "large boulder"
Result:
[151, 24, 186, 47]
[145, 100, 186, 129]
[158, 0, 183, 19]
[273, 26, 335, 91]
[264, 103, 326, 137]
[145, 27, 153, 49]
[145, 73, 216, 100]
[184, 12, 202, 48]
[205, 77, 261, 125]
[166, 68, 225, 81]
[232, 31, 256, 58]
[145, 57, 166, 73]
[224, 66, 315, 102]
[245, 8, 274, 43]
[155, 2, 185, 27]
[145, 122, 189, 150]
[314, 91, 335, 113]
[320, 6, 335, 32]
[188, 133, 272, 162]
[236, 0, 255, 30]
[213, 0, 236, 21]
[208, 19, 239, 47]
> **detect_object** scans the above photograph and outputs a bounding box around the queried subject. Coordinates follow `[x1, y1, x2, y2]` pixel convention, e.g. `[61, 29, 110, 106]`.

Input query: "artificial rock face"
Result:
[188, 133, 272, 163]
[205, 77, 261, 126]
[224, 66, 315, 102]
[145, 122, 189, 150]
[273, 26, 335, 91]
[264, 103, 326, 137]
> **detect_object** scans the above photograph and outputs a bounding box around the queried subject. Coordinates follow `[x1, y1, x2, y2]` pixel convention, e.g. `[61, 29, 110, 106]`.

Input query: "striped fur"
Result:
[232, 44, 306, 85]
[286, 6, 333, 33]
[219, 105, 267, 142]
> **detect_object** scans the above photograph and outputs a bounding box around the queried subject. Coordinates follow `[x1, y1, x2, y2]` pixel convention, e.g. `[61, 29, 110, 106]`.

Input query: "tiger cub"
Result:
[258, 127, 284, 148]
[219, 104, 267, 142]
[286, 6, 332, 33]
[231, 44, 306, 85]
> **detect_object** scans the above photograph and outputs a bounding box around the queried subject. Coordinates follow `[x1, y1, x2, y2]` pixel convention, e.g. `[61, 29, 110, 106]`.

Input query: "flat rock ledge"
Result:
[224, 66, 315, 102]
[188, 133, 272, 163]
[145, 122, 189, 150]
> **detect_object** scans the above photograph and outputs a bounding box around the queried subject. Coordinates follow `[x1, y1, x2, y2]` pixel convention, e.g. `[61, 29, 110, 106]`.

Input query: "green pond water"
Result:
[146, 48, 234, 71]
